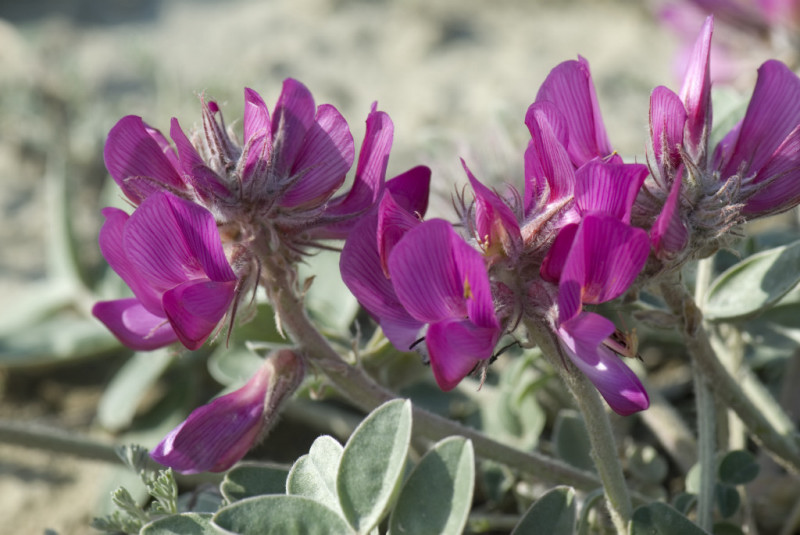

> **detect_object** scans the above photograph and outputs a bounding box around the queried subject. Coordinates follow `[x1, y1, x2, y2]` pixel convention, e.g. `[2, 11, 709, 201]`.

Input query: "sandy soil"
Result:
[0, 0, 682, 533]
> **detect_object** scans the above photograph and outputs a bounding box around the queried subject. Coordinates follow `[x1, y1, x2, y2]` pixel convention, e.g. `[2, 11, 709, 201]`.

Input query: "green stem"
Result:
[660, 276, 800, 474]
[525, 320, 632, 534]
[258, 253, 603, 492]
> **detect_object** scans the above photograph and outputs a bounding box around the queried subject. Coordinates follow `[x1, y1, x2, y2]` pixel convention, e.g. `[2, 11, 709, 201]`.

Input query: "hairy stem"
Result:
[525, 319, 632, 534]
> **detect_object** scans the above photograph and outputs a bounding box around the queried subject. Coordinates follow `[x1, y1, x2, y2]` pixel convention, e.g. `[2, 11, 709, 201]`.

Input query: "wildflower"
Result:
[92, 192, 238, 351]
[150, 349, 304, 474]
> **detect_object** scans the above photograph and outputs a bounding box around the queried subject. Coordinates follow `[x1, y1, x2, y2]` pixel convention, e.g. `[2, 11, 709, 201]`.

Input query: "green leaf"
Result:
[704, 240, 800, 321]
[511, 486, 576, 535]
[628, 444, 668, 485]
[715, 483, 741, 518]
[287, 435, 344, 512]
[671, 492, 697, 516]
[221, 462, 290, 503]
[577, 488, 605, 535]
[141, 513, 215, 534]
[712, 522, 745, 535]
[208, 344, 265, 387]
[98, 350, 175, 432]
[718, 450, 759, 485]
[337, 399, 412, 534]
[389, 437, 474, 535]
[213, 495, 354, 534]
[630, 502, 707, 535]
[553, 410, 594, 472]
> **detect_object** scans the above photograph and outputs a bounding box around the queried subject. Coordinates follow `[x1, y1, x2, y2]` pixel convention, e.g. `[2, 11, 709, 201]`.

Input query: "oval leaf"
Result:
[213, 495, 353, 535]
[141, 513, 215, 535]
[553, 410, 594, 472]
[704, 240, 800, 321]
[630, 502, 706, 535]
[715, 483, 741, 518]
[511, 486, 576, 535]
[221, 462, 290, 503]
[718, 450, 759, 485]
[287, 435, 344, 512]
[337, 399, 412, 533]
[389, 437, 474, 535]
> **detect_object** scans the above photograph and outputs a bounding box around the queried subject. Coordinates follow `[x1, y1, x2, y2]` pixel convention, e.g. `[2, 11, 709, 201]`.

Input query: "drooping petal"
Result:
[270, 78, 317, 180]
[92, 298, 178, 350]
[150, 361, 272, 473]
[281, 103, 354, 207]
[425, 319, 497, 391]
[558, 214, 650, 323]
[162, 279, 237, 350]
[535, 56, 613, 166]
[104, 115, 186, 204]
[462, 160, 522, 258]
[575, 160, 648, 223]
[679, 16, 713, 161]
[385, 165, 431, 217]
[741, 125, 800, 217]
[717, 60, 800, 181]
[651, 169, 689, 257]
[650, 86, 688, 172]
[558, 312, 650, 415]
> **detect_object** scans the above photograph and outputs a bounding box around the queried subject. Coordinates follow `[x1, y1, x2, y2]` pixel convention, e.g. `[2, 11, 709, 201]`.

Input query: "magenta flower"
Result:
[151, 349, 304, 474]
[556, 214, 651, 415]
[388, 220, 502, 390]
[92, 192, 237, 351]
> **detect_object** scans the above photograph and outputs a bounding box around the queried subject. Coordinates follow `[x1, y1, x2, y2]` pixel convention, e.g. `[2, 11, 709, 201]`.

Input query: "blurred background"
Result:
[0, 0, 792, 533]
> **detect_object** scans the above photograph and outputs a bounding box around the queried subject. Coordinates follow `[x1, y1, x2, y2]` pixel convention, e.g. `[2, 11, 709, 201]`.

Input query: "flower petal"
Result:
[535, 56, 613, 166]
[463, 159, 522, 258]
[377, 190, 423, 276]
[93, 298, 178, 350]
[524, 102, 576, 204]
[270, 78, 317, 180]
[386, 165, 431, 217]
[679, 16, 713, 161]
[558, 313, 650, 415]
[162, 279, 237, 350]
[169, 118, 231, 200]
[575, 160, 648, 223]
[242, 88, 273, 184]
[540, 222, 579, 284]
[426, 319, 497, 391]
[650, 86, 688, 172]
[742, 125, 800, 217]
[104, 115, 185, 204]
[559, 214, 650, 323]
[150, 363, 272, 473]
[651, 169, 688, 257]
[718, 59, 800, 180]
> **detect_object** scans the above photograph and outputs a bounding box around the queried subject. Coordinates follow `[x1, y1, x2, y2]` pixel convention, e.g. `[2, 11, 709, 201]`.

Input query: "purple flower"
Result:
[151, 349, 304, 474]
[556, 214, 651, 415]
[92, 192, 238, 351]
[388, 220, 502, 390]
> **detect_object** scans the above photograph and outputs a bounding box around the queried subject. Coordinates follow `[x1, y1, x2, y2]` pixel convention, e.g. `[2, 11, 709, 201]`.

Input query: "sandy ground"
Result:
[0, 0, 683, 533]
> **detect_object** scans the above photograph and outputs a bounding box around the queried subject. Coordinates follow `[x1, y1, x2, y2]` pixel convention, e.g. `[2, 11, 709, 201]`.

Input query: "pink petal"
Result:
[462, 160, 522, 258]
[162, 279, 237, 350]
[150, 363, 272, 473]
[535, 57, 613, 166]
[524, 102, 576, 203]
[270, 78, 317, 180]
[540, 223, 579, 284]
[93, 298, 178, 350]
[104, 115, 185, 204]
[679, 16, 713, 160]
[575, 160, 648, 223]
[280, 104, 354, 207]
[169, 118, 230, 200]
[386, 165, 431, 216]
[242, 88, 273, 184]
[650, 86, 688, 171]
[558, 313, 650, 415]
[742, 125, 800, 217]
[718, 60, 800, 181]
[559, 214, 650, 323]
[377, 190, 423, 276]
[426, 319, 497, 391]
[651, 170, 689, 257]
